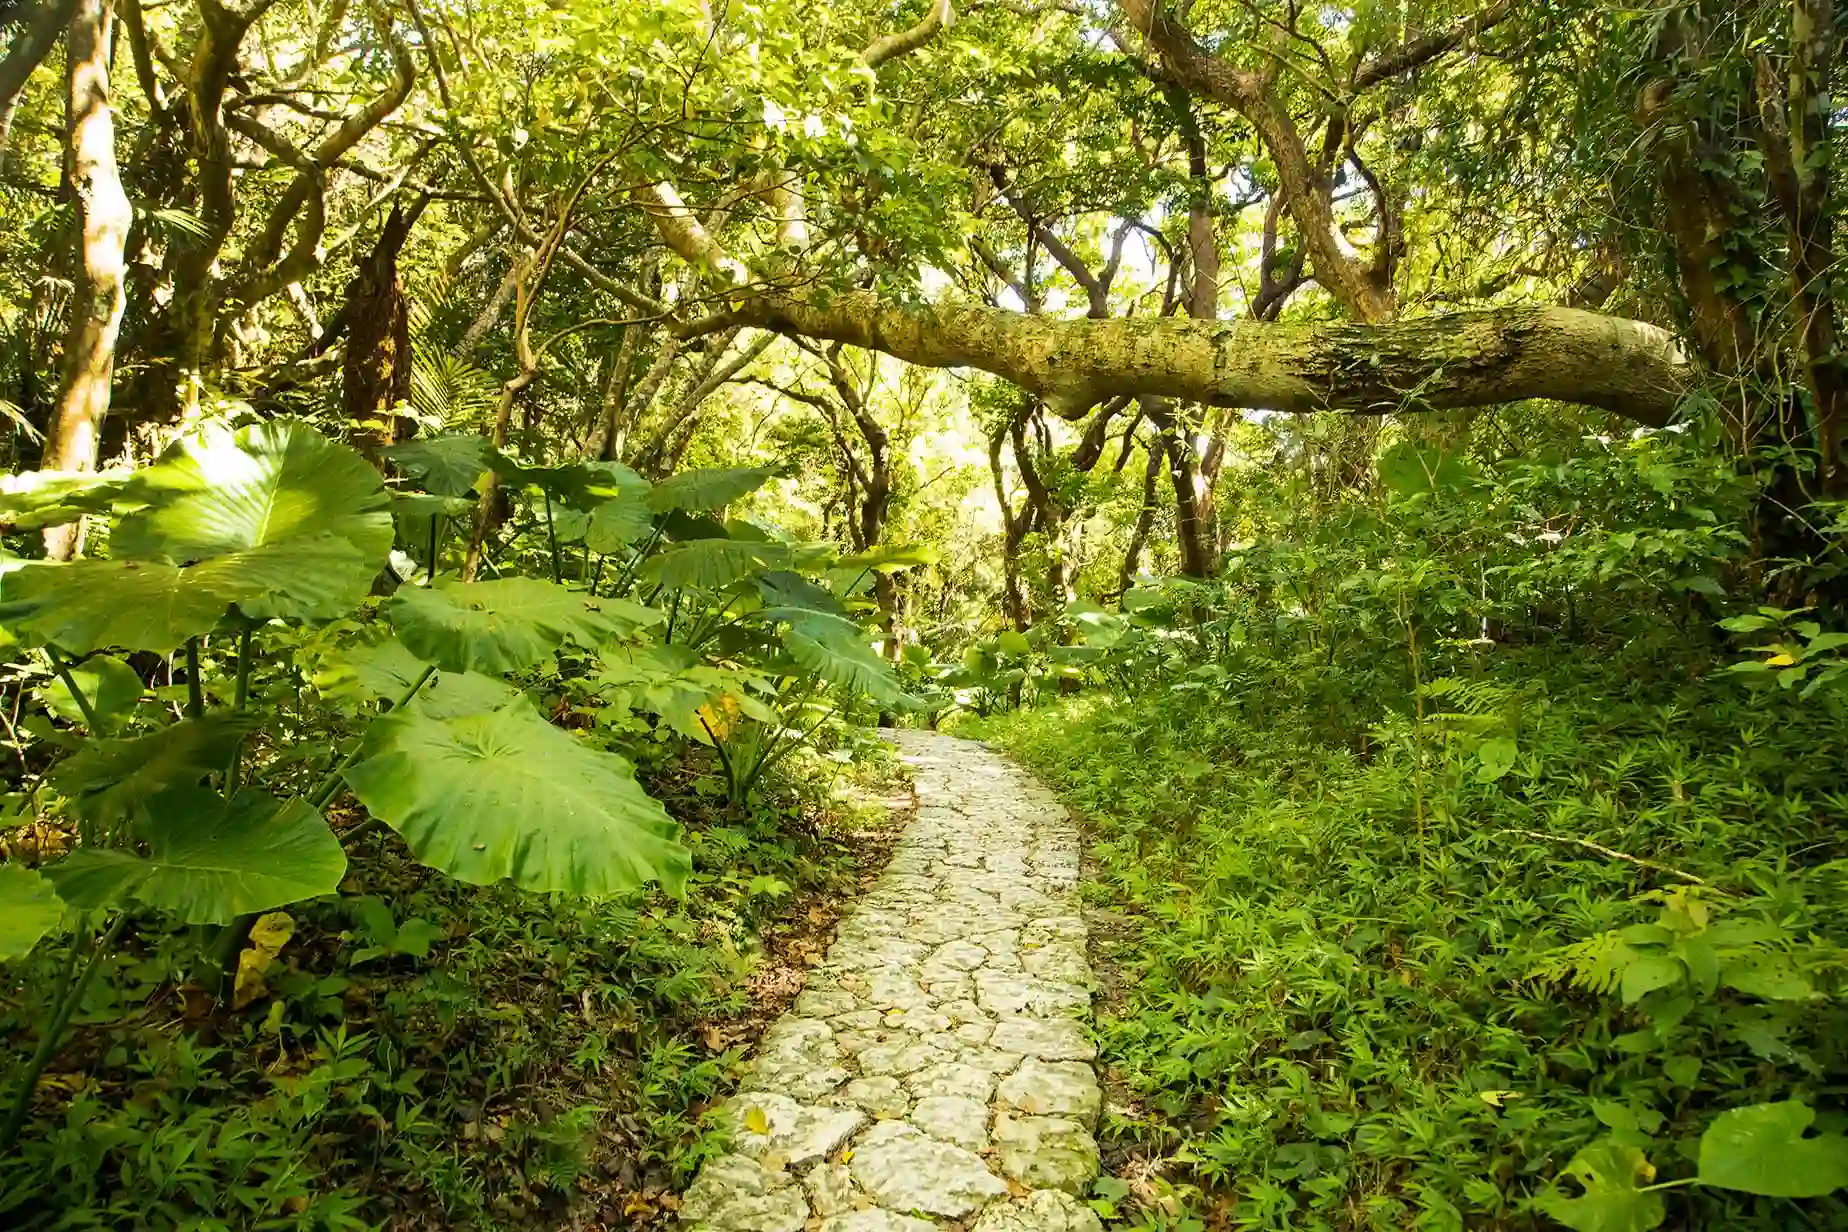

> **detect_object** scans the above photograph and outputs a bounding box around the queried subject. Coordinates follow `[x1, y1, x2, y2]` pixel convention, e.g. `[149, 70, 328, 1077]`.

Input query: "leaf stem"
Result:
[427, 514, 443, 582]
[226, 621, 256, 792]
[543, 489, 562, 583]
[0, 913, 128, 1154]
[44, 646, 103, 733]
[184, 638, 204, 720]
[309, 664, 438, 811]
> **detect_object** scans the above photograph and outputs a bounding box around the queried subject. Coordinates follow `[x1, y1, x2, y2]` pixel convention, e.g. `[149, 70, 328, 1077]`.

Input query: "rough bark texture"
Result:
[41, 0, 131, 559]
[729, 292, 1689, 426]
[343, 198, 426, 461]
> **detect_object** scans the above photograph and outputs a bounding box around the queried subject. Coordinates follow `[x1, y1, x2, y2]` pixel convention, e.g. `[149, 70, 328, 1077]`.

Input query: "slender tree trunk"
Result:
[1121, 444, 1162, 593]
[0, 0, 77, 164]
[343, 197, 427, 460]
[41, 0, 130, 560]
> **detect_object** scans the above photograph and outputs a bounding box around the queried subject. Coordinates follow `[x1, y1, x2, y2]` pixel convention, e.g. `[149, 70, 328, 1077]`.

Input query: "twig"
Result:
[1493, 829, 1708, 885]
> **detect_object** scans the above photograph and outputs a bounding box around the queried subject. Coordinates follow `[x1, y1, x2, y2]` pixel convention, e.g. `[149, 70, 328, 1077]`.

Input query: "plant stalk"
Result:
[44, 646, 103, 732]
[226, 621, 256, 791]
[309, 663, 437, 812]
[543, 489, 562, 583]
[184, 638, 204, 720]
[0, 913, 128, 1154]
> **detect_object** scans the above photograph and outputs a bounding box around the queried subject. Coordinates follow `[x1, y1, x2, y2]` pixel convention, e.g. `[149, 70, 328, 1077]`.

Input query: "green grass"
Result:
[973, 644, 1848, 1232]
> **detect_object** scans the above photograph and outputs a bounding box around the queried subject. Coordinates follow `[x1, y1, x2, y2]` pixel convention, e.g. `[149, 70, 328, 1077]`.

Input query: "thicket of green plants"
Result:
[971, 417, 1848, 1230]
[6, 0, 1848, 1227]
[0, 415, 925, 1224]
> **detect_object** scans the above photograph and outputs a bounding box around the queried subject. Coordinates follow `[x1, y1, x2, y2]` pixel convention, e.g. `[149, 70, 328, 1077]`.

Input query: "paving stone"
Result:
[992, 1113, 1100, 1195]
[678, 733, 1099, 1227]
[795, 987, 863, 1017]
[849, 1122, 1009, 1217]
[721, 1093, 865, 1167]
[906, 1061, 998, 1102]
[910, 1093, 990, 1151]
[858, 1037, 948, 1077]
[836, 1075, 910, 1118]
[990, 1017, 1095, 1062]
[801, 1163, 857, 1218]
[997, 1059, 1103, 1127]
[680, 1154, 808, 1232]
[969, 1190, 1104, 1232]
[817, 1213, 939, 1232]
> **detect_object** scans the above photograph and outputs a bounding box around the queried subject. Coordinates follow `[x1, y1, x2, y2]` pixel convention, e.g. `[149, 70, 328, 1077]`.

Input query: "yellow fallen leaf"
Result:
[743, 1104, 771, 1135]
[233, 911, 295, 1011]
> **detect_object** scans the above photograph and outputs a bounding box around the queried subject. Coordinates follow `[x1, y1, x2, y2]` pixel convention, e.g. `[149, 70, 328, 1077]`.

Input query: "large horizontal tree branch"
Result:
[863, 0, 954, 68]
[724, 289, 1690, 424]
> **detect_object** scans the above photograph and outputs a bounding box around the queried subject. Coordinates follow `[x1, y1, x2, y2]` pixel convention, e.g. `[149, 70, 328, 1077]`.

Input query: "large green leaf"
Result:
[754, 570, 847, 616]
[382, 434, 489, 498]
[487, 449, 628, 509]
[4, 421, 396, 640]
[45, 789, 346, 925]
[0, 558, 236, 652]
[39, 654, 144, 728]
[1697, 1101, 1848, 1198]
[0, 469, 131, 530]
[313, 636, 522, 720]
[1378, 440, 1480, 499]
[50, 716, 254, 825]
[838, 542, 940, 573]
[646, 464, 779, 513]
[390, 578, 661, 674]
[584, 494, 655, 552]
[0, 866, 65, 961]
[778, 613, 912, 707]
[640, 539, 793, 590]
[1536, 1143, 1665, 1232]
[116, 418, 391, 565]
[343, 705, 690, 897]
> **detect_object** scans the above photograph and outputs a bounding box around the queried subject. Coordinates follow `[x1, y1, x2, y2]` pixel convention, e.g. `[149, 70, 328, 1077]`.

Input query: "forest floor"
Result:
[0, 746, 916, 1230]
[673, 731, 1107, 1232]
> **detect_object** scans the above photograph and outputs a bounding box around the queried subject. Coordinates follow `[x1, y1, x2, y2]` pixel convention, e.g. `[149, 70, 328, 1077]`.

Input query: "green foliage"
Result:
[0, 868, 62, 961]
[973, 423, 1848, 1231]
[344, 705, 691, 898]
[46, 791, 345, 926]
[388, 577, 655, 674]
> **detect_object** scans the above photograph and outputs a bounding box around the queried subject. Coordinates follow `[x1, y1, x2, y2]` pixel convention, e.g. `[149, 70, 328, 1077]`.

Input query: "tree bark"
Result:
[342, 197, 427, 461]
[1120, 442, 1163, 593]
[41, 0, 131, 560]
[1755, 0, 1845, 494]
[723, 291, 1689, 426]
[0, 0, 77, 162]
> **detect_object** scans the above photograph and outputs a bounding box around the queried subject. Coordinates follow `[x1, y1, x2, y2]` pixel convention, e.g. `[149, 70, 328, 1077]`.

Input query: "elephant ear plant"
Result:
[0, 418, 690, 1153]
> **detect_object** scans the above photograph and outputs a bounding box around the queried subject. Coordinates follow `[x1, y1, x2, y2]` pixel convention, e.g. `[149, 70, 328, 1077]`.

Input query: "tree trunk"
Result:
[342, 197, 427, 461]
[0, 0, 77, 162]
[1144, 399, 1213, 577]
[1120, 444, 1163, 593]
[41, 0, 130, 560]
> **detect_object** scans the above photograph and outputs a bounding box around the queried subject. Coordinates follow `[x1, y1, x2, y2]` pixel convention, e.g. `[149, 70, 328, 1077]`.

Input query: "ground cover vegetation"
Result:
[1, 0, 1847, 1227]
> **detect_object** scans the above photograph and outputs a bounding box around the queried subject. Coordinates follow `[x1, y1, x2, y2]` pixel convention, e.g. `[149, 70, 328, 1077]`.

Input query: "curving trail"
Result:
[678, 731, 1103, 1232]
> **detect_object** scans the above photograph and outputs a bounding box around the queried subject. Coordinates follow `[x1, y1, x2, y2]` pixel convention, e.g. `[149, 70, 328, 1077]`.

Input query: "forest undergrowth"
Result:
[2, 741, 905, 1229]
[965, 426, 1848, 1232]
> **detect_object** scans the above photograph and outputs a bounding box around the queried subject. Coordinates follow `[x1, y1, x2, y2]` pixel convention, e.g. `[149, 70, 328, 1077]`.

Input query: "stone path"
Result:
[677, 731, 1102, 1232]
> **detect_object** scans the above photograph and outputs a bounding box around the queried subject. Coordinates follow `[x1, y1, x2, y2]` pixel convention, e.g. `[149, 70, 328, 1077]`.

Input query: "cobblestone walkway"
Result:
[678, 731, 1102, 1232]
